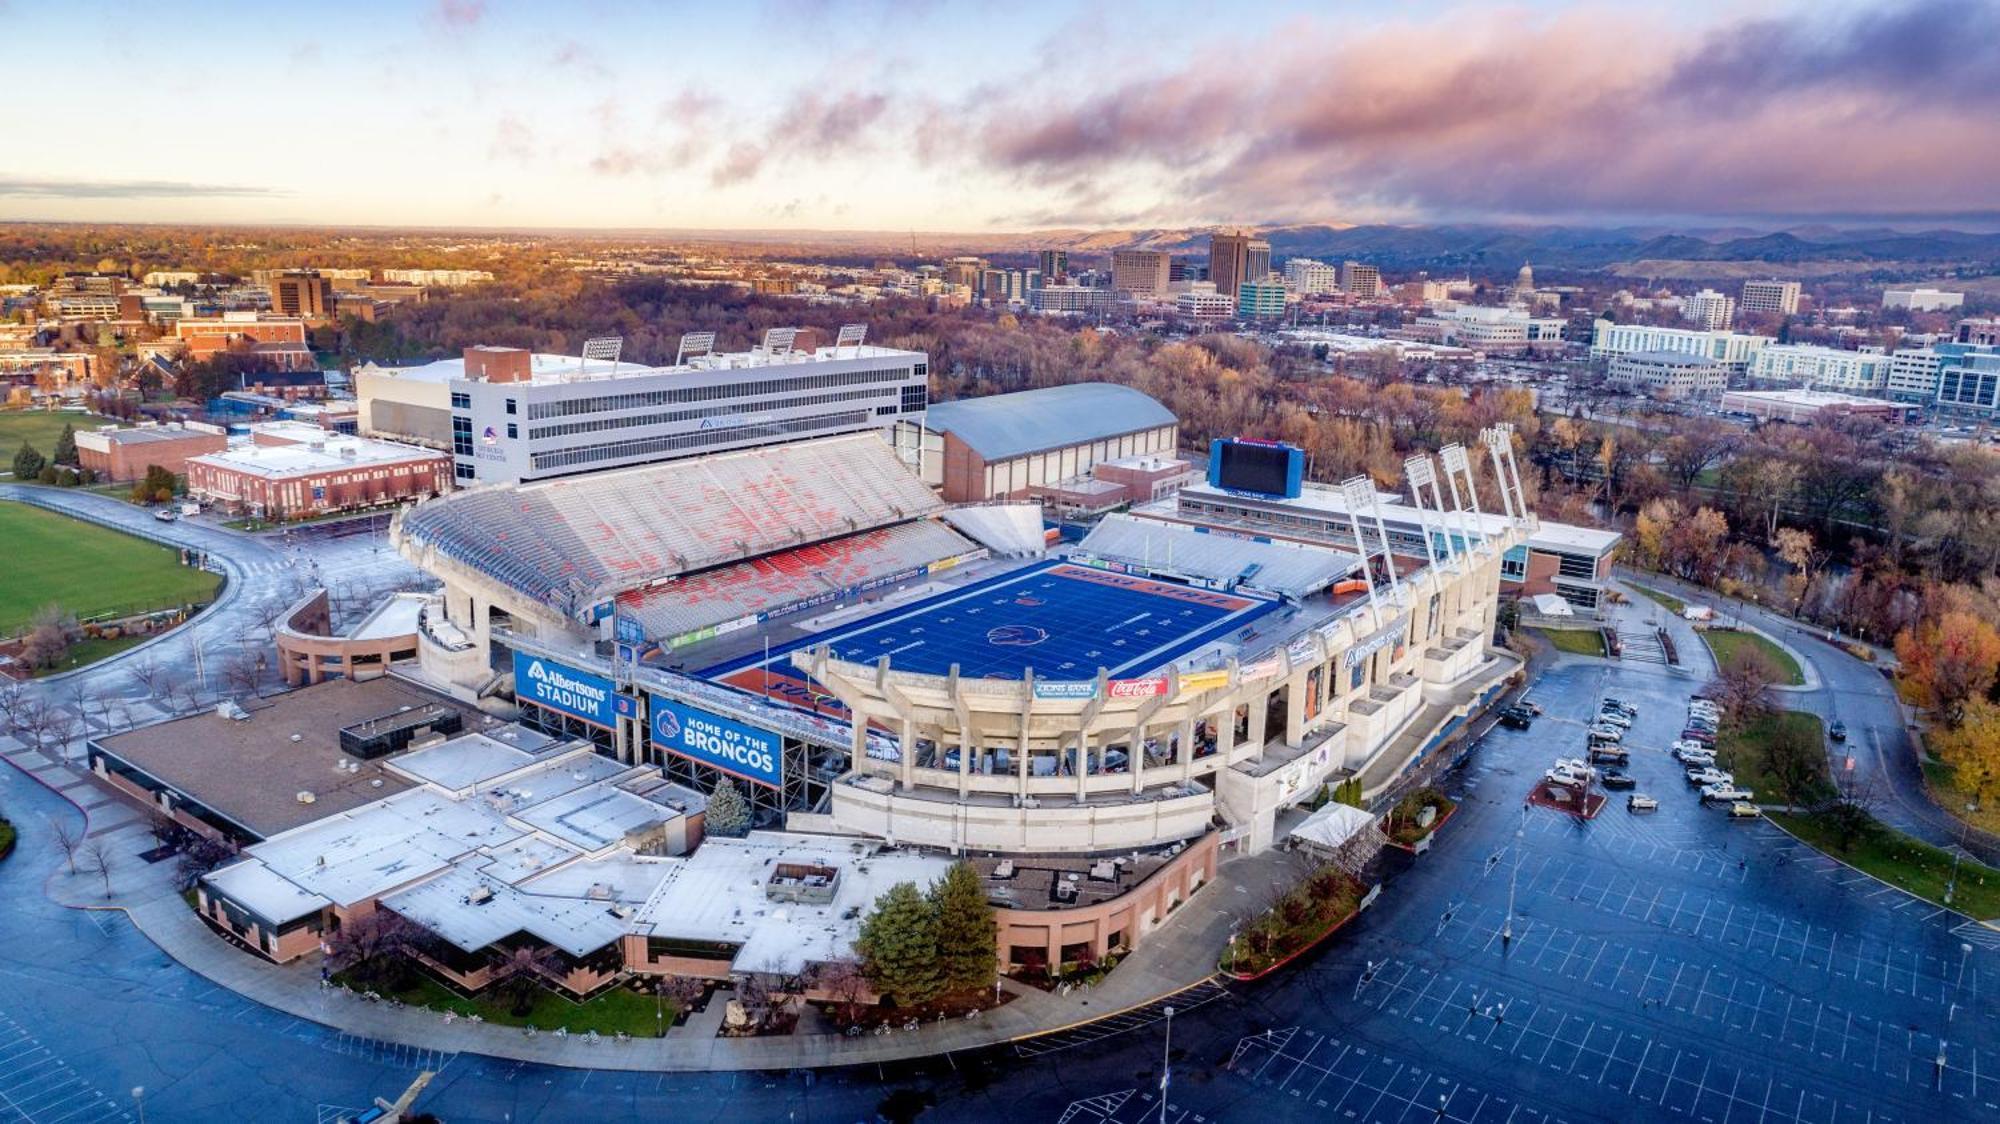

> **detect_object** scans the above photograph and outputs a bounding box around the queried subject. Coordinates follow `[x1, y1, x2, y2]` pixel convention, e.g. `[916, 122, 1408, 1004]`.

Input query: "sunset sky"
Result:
[5, 0, 1997, 231]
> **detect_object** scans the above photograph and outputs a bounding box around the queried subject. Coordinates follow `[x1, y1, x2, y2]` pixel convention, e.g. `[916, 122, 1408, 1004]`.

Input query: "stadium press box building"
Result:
[394, 420, 1535, 860]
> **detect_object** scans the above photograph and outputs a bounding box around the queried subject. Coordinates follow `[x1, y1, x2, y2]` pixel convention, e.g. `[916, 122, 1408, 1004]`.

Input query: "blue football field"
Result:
[703, 560, 1282, 686]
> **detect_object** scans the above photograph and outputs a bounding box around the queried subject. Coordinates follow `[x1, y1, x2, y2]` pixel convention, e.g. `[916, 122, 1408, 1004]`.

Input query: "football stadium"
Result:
[393, 398, 1538, 858]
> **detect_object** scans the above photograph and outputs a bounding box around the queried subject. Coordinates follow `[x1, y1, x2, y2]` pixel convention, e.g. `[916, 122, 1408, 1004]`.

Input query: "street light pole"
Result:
[132, 1086, 146, 1124]
[1159, 1005, 1175, 1124]
[1503, 807, 1524, 946]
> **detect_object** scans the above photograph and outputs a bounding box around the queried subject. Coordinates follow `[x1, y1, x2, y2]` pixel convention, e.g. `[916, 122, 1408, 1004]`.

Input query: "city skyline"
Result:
[5, 0, 1998, 232]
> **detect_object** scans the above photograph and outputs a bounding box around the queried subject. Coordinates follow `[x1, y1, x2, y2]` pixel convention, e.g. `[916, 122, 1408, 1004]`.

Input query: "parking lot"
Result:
[1050, 661, 1997, 1123]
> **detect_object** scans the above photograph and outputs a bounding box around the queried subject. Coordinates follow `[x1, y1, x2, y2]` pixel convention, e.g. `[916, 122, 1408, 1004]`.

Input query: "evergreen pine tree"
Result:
[52, 423, 77, 466]
[705, 777, 750, 837]
[929, 862, 998, 993]
[11, 441, 45, 482]
[855, 881, 943, 1006]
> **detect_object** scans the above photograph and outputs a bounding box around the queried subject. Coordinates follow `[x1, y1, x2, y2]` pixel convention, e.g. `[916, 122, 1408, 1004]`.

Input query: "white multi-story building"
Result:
[1605, 350, 1725, 398]
[1746, 344, 1890, 393]
[1886, 348, 1944, 401]
[1589, 320, 1772, 373]
[1883, 288, 1965, 312]
[1414, 305, 1567, 353]
[360, 330, 927, 485]
[1176, 290, 1235, 319]
[380, 269, 496, 287]
[1680, 289, 1736, 330]
[1739, 280, 1801, 317]
[1030, 285, 1116, 315]
[1283, 258, 1340, 295]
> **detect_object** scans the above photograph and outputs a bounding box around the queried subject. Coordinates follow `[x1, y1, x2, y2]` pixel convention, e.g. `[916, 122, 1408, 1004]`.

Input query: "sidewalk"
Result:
[2, 728, 1289, 1073]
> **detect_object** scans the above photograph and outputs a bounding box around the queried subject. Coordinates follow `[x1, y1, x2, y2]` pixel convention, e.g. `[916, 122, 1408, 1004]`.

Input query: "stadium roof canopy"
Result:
[397, 433, 943, 619]
[924, 383, 1175, 461]
[1076, 514, 1360, 601]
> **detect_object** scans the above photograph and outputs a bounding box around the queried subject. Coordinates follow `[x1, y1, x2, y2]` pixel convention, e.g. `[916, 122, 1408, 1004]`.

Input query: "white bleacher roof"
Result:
[1078, 514, 1360, 600]
[942, 504, 1048, 557]
[397, 433, 944, 619]
[616, 518, 974, 641]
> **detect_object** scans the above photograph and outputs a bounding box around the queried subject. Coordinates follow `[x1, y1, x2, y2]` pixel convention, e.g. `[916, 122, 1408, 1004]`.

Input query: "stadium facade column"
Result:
[1285, 665, 1309, 749]
[1177, 716, 1196, 782]
[1074, 727, 1091, 803]
[898, 718, 916, 792]
[1246, 695, 1268, 761]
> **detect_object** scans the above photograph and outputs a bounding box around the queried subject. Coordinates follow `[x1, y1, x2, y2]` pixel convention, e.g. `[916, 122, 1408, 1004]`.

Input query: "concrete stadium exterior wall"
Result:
[809, 530, 1519, 855]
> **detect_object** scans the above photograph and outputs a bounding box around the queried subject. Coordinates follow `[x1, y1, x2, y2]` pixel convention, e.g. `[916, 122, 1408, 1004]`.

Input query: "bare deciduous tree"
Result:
[81, 836, 114, 897]
[48, 814, 83, 874]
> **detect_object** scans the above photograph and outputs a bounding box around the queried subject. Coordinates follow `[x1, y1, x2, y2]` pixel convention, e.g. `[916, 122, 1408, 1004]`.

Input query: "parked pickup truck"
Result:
[1701, 784, 1755, 804]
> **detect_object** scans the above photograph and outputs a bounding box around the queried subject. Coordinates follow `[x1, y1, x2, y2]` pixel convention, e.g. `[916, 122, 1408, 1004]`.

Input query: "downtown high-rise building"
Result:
[1739, 280, 1800, 317]
[1284, 258, 1339, 295]
[1681, 288, 1736, 331]
[1110, 250, 1172, 295]
[1208, 231, 1269, 303]
[1037, 249, 1069, 284]
[1340, 261, 1382, 299]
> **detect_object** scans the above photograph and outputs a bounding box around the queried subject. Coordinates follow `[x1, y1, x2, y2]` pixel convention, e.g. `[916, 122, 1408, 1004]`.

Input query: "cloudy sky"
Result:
[4, 0, 1997, 231]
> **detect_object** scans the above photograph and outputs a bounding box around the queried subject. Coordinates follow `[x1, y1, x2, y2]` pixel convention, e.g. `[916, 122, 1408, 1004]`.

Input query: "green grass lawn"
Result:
[35, 633, 153, 676]
[0, 501, 221, 634]
[338, 970, 675, 1036]
[0, 411, 112, 473]
[1768, 810, 2000, 920]
[1715, 709, 1831, 806]
[1631, 584, 1687, 615]
[1703, 628, 1805, 686]
[1540, 628, 1607, 657]
[0, 818, 15, 862]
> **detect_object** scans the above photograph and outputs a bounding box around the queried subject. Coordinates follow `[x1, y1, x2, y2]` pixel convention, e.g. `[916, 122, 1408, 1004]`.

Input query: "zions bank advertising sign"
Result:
[648, 694, 782, 788]
[512, 651, 616, 728]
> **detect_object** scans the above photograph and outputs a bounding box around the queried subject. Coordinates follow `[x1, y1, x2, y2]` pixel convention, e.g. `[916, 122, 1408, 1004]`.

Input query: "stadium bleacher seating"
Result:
[397, 434, 943, 618]
[617, 520, 975, 641]
[940, 504, 1048, 557]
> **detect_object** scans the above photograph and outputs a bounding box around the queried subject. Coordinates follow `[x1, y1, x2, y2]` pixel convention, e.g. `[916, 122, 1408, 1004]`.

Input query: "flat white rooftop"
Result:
[375, 343, 921, 389]
[634, 832, 954, 977]
[193, 429, 443, 479]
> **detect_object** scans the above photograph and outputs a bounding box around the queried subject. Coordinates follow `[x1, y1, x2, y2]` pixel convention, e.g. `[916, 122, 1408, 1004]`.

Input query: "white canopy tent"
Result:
[1530, 593, 1574, 617]
[1287, 802, 1376, 857]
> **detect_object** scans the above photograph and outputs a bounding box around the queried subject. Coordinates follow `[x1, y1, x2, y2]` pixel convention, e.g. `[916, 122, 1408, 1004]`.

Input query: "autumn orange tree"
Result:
[1894, 610, 2000, 724]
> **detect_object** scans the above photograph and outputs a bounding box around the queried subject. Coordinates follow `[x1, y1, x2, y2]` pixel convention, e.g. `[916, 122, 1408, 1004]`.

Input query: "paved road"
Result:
[1621, 569, 1995, 863]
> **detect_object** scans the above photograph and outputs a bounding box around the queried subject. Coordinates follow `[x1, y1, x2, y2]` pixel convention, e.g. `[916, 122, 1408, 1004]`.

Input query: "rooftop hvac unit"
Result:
[467, 886, 494, 905]
[295, 791, 316, 804]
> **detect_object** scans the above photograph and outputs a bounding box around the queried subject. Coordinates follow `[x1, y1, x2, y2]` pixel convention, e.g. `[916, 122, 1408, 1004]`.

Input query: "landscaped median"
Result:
[1220, 868, 1376, 981]
[0, 816, 15, 862]
[333, 968, 676, 1038]
[1382, 787, 1456, 853]
[1537, 628, 1607, 658]
[1702, 628, 1805, 686]
[1714, 710, 1832, 808]
[1631, 584, 1686, 616]
[1766, 810, 2000, 921]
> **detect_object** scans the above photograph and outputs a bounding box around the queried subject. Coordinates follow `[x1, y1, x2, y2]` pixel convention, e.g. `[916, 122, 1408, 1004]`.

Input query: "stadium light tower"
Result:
[580, 335, 623, 375]
[1402, 455, 1444, 577]
[836, 323, 868, 355]
[674, 331, 716, 367]
[1439, 443, 1492, 557]
[1480, 423, 1530, 528]
[1340, 475, 1384, 614]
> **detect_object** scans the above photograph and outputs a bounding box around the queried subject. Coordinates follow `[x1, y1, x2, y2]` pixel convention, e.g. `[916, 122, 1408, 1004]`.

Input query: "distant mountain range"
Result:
[1042, 224, 2000, 276]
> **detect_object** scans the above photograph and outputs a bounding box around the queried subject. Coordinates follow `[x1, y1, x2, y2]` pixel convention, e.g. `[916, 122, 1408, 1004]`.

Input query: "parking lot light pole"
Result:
[1503, 808, 1524, 946]
[132, 1086, 146, 1124]
[1945, 850, 1963, 907]
[1159, 1006, 1175, 1124]
[1959, 942, 1974, 989]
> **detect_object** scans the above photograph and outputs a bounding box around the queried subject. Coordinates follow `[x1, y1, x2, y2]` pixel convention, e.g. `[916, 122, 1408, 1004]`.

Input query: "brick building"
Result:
[72, 422, 229, 482]
[185, 424, 450, 520]
[175, 314, 315, 371]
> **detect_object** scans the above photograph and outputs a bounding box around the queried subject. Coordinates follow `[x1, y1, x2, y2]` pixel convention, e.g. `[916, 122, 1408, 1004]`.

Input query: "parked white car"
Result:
[1546, 763, 1596, 788]
[1686, 767, 1733, 788]
[1627, 794, 1659, 813]
[1595, 708, 1635, 729]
